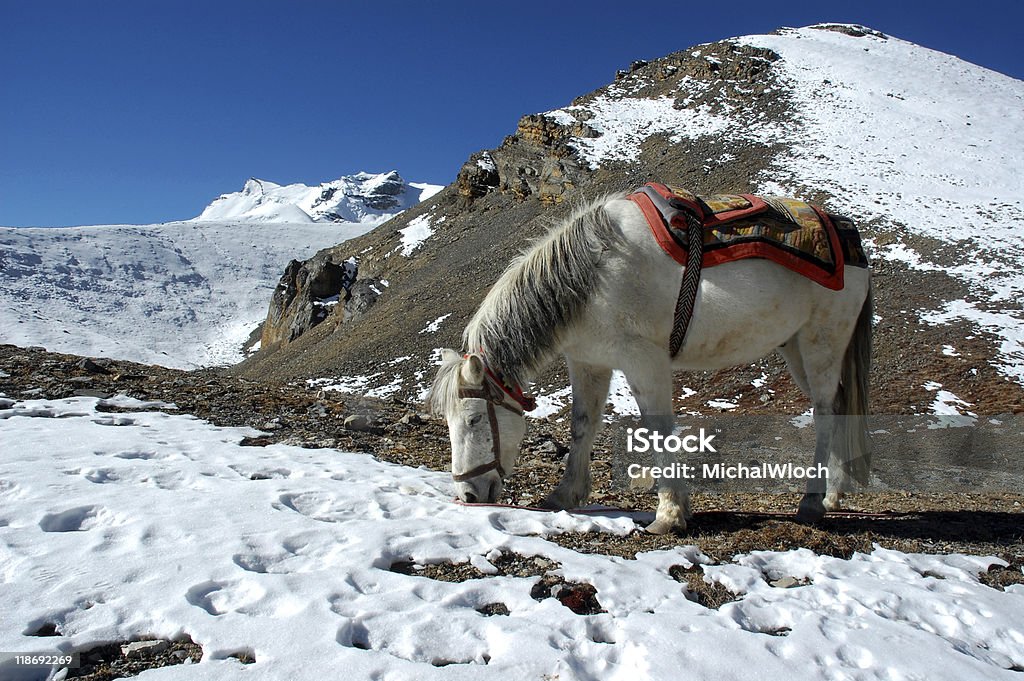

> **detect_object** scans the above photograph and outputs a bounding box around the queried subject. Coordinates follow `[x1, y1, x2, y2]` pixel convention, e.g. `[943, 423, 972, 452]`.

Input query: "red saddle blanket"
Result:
[627, 183, 868, 291]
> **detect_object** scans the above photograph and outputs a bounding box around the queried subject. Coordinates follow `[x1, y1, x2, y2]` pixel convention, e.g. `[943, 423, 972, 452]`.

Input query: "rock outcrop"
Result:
[261, 256, 348, 348]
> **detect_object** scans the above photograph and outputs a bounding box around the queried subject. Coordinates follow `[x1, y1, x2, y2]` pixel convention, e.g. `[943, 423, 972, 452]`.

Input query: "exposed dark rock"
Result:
[476, 603, 510, 616]
[530, 575, 605, 615]
[670, 564, 741, 609]
[811, 24, 887, 39]
[456, 152, 500, 202]
[30, 622, 61, 637]
[341, 278, 382, 323]
[344, 414, 384, 434]
[261, 255, 349, 348]
[357, 170, 406, 211]
[76, 358, 111, 374]
[65, 636, 202, 679]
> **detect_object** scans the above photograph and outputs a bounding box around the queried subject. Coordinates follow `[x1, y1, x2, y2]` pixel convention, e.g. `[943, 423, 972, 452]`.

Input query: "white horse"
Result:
[428, 194, 872, 534]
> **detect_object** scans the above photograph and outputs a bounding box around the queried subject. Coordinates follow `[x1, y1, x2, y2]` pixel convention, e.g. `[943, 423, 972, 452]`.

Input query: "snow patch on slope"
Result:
[398, 214, 435, 256]
[542, 24, 1024, 383]
[734, 25, 1024, 381]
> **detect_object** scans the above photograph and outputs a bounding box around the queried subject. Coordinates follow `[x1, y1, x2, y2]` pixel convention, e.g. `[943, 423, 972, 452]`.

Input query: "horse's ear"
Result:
[460, 353, 486, 385]
[439, 348, 461, 364]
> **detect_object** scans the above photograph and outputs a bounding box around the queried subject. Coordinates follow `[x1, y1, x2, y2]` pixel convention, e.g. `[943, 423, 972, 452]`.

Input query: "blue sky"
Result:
[2, 0, 1021, 227]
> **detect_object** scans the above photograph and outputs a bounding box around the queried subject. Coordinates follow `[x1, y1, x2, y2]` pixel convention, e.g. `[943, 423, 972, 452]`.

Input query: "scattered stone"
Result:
[981, 564, 1024, 591]
[121, 640, 170, 658]
[761, 626, 792, 637]
[66, 636, 202, 679]
[535, 440, 560, 456]
[75, 358, 111, 374]
[344, 414, 384, 434]
[769, 576, 801, 589]
[399, 412, 424, 426]
[228, 649, 256, 665]
[240, 436, 274, 447]
[670, 565, 741, 609]
[30, 622, 61, 637]
[530, 575, 604, 615]
[476, 603, 510, 617]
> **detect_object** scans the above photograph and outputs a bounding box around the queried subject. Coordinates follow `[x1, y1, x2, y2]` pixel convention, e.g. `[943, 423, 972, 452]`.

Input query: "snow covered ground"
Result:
[1, 395, 1022, 680]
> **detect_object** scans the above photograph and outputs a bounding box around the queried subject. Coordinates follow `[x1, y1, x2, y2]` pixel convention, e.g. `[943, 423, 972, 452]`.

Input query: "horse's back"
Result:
[569, 197, 869, 370]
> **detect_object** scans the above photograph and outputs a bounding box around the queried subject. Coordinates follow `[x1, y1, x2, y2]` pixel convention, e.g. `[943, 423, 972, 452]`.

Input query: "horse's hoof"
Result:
[645, 518, 686, 535]
[538, 496, 568, 511]
[794, 505, 826, 525]
[823, 491, 843, 511]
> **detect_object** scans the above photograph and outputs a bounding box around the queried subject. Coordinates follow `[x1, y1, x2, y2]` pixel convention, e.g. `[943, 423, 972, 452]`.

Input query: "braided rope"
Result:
[669, 209, 705, 357]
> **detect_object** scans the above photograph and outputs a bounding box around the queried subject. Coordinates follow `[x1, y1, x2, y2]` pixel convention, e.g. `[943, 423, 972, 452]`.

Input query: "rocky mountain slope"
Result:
[237, 24, 1024, 418]
[0, 172, 441, 368]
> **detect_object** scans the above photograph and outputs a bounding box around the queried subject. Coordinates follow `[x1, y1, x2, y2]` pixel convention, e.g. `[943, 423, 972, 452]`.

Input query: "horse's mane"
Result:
[428, 197, 619, 415]
[466, 196, 620, 383]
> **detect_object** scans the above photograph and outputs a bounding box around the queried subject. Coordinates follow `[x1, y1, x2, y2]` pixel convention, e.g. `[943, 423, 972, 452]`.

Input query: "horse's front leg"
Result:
[541, 361, 611, 510]
[623, 359, 689, 535]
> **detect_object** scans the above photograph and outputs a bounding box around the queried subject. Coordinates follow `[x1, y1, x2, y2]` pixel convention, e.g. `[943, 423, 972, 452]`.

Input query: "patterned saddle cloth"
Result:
[627, 183, 868, 290]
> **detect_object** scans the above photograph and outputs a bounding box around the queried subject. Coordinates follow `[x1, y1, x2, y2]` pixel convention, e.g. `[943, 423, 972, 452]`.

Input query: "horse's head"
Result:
[428, 349, 530, 503]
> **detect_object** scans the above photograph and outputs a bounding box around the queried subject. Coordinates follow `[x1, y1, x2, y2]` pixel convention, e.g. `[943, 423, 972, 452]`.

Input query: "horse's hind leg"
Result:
[541, 360, 611, 510]
[621, 356, 689, 534]
[779, 338, 843, 522]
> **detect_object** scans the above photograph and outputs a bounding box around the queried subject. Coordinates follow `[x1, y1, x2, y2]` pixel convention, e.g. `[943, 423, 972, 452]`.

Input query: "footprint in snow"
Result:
[185, 579, 266, 616]
[39, 505, 109, 532]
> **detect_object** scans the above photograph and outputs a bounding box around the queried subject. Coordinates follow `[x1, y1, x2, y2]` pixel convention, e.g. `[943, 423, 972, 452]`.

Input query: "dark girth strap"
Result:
[669, 207, 705, 357]
[631, 185, 706, 358]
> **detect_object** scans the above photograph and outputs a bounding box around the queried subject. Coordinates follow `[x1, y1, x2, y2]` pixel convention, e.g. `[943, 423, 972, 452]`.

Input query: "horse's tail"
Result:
[832, 284, 873, 486]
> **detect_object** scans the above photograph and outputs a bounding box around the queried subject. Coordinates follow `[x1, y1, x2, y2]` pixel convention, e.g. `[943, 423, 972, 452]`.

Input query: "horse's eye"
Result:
[467, 413, 483, 427]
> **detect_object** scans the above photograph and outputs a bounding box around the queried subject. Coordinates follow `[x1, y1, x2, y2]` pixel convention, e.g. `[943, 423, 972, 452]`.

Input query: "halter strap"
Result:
[451, 358, 533, 482]
[482, 367, 536, 412]
[451, 396, 505, 482]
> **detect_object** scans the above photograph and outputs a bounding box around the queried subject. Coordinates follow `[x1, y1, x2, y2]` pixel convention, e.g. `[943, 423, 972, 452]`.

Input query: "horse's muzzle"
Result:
[455, 475, 502, 504]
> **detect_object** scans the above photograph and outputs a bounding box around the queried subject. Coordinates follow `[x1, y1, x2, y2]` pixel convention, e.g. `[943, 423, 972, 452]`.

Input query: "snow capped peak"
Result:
[241, 177, 278, 196]
[803, 23, 888, 39]
[197, 171, 443, 224]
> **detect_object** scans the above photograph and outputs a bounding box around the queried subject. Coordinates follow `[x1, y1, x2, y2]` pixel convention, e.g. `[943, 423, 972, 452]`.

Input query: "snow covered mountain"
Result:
[243, 24, 1024, 419]
[196, 171, 442, 224]
[0, 171, 442, 368]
